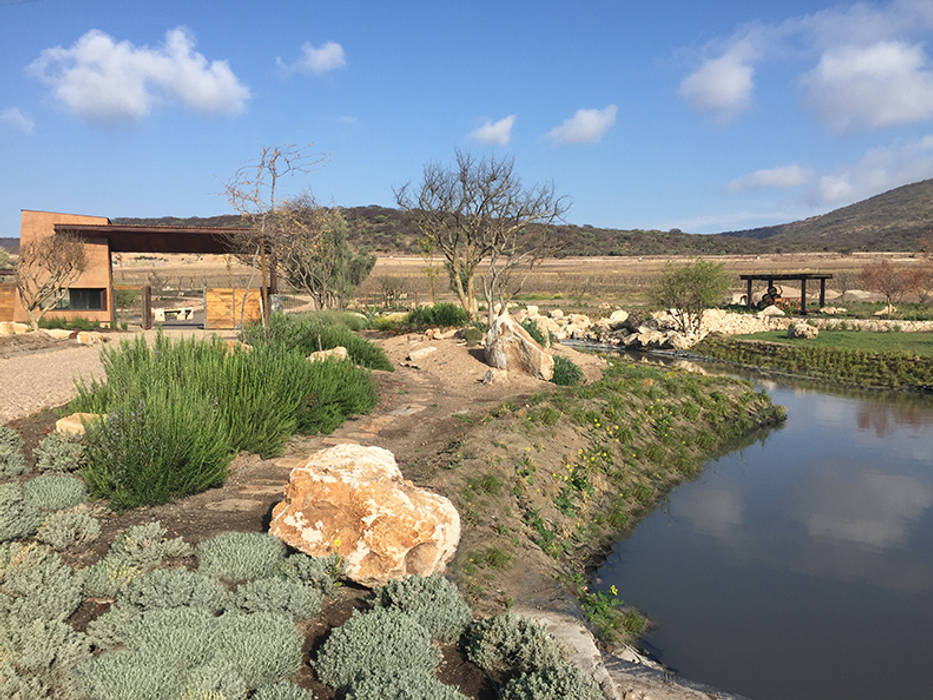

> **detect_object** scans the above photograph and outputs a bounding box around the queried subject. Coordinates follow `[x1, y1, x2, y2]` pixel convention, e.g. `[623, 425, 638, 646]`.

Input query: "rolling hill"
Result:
[3, 178, 930, 256]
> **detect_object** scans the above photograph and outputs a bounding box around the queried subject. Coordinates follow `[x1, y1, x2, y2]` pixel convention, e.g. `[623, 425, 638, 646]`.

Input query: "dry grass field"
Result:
[111, 251, 930, 315]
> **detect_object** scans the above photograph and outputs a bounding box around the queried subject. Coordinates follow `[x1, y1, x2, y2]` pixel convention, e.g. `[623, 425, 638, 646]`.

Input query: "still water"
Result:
[597, 373, 933, 700]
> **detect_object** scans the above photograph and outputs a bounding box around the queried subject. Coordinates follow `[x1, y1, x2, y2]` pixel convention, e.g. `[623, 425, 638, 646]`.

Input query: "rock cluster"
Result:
[788, 323, 819, 339]
[485, 316, 554, 380]
[269, 444, 460, 587]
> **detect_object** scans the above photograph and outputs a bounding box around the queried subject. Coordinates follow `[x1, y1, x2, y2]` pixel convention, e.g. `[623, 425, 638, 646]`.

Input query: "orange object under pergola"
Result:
[739, 273, 834, 315]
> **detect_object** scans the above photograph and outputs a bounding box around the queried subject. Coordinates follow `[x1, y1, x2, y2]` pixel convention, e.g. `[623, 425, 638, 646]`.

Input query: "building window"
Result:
[58, 288, 106, 311]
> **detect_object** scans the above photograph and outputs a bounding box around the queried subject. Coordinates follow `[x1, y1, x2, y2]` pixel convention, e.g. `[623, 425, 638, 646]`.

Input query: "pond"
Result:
[596, 367, 933, 700]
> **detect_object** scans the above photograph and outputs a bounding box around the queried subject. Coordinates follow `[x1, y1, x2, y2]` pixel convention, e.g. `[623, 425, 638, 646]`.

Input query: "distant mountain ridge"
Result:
[3, 178, 929, 256]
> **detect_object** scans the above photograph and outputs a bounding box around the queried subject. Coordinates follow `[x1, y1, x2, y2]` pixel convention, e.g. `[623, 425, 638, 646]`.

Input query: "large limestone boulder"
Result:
[269, 444, 460, 587]
[757, 305, 785, 317]
[485, 316, 554, 380]
[42, 328, 73, 340]
[75, 331, 105, 346]
[788, 323, 819, 339]
[0, 322, 30, 335]
[308, 346, 347, 363]
[607, 309, 629, 329]
[56, 413, 106, 436]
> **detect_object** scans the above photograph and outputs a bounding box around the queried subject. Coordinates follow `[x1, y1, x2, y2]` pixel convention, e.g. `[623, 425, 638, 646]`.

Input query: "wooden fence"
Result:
[0, 286, 15, 322]
[204, 288, 262, 330]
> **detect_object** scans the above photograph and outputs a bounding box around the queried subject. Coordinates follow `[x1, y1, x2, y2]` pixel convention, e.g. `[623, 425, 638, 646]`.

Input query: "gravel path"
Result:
[0, 328, 234, 424]
[0, 344, 104, 422]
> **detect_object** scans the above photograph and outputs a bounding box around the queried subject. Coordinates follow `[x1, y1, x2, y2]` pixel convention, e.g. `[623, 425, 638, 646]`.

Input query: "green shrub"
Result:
[521, 318, 547, 346]
[458, 326, 485, 345]
[406, 303, 470, 330]
[81, 392, 233, 510]
[116, 567, 229, 613]
[551, 356, 583, 386]
[22, 474, 88, 512]
[253, 679, 316, 700]
[233, 577, 322, 620]
[313, 609, 440, 689]
[372, 575, 472, 643]
[0, 434, 27, 478]
[0, 483, 43, 541]
[241, 313, 393, 371]
[74, 333, 379, 507]
[84, 608, 303, 694]
[34, 432, 86, 472]
[36, 506, 101, 550]
[0, 426, 23, 452]
[177, 662, 248, 700]
[196, 532, 286, 582]
[0, 614, 91, 699]
[83, 522, 190, 597]
[40, 316, 100, 331]
[0, 542, 84, 621]
[461, 614, 563, 676]
[78, 648, 177, 700]
[274, 552, 339, 596]
[216, 611, 304, 688]
[297, 357, 379, 435]
[500, 663, 603, 700]
[346, 668, 467, 699]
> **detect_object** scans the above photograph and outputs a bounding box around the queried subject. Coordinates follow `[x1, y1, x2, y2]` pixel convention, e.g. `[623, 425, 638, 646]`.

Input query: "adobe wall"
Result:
[14, 210, 114, 325]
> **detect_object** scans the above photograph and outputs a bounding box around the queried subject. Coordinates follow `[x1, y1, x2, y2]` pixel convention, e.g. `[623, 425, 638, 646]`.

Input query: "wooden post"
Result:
[142, 285, 152, 329]
[746, 278, 753, 309]
[819, 278, 826, 308]
[800, 278, 807, 315]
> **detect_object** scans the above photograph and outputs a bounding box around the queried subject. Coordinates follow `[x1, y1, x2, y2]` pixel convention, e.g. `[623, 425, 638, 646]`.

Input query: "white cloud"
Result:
[812, 133, 933, 206]
[336, 114, 358, 125]
[0, 107, 34, 133]
[680, 43, 755, 119]
[27, 27, 249, 121]
[728, 163, 811, 192]
[468, 114, 516, 145]
[803, 41, 933, 130]
[276, 41, 346, 75]
[679, 1, 933, 129]
[546, 105, 617, 144]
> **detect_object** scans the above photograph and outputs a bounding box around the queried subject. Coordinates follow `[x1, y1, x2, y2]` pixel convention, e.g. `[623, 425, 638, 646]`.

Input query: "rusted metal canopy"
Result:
[53, 223, 252, 254]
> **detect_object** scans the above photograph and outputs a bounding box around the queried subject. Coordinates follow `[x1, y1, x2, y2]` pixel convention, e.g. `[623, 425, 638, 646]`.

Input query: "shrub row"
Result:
[241, 312, 393, 371]
[71, 332, 377, 508]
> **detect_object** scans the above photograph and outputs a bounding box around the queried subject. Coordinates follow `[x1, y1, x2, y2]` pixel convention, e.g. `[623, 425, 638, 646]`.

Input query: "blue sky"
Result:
[3, 0, 933, 237]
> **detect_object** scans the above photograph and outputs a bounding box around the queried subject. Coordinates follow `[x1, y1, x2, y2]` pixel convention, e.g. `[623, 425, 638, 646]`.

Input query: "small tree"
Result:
[0, 246, 10, 269]
[15, 231, 87, 330]
[224, 144, 326, 328]
[277, 199, 376, 309]
[396, 151, 568, 325]
[649, 259, 731, 334]
[860, 259, 922, 311]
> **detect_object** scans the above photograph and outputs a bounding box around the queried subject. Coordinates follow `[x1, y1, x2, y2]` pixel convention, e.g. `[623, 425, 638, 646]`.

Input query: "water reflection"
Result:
[596, 357, 933, 700]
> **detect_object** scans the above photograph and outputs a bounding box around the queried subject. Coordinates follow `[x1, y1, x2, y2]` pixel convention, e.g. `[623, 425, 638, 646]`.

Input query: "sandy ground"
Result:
[0, 327, 237, 423]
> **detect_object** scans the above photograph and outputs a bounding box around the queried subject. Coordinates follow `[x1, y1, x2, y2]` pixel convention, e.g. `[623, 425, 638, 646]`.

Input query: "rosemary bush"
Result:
[551, 356, 584, 386]
[241, 313, 393, 371]
[372, 575, 472, 643]
[405, 303, 470, 330]
[73, 333, 379, 507]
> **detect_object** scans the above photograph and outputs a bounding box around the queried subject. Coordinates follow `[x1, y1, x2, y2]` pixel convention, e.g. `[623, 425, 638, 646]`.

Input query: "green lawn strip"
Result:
[695, 334, 933, 390]
[737, 330, 933, 356]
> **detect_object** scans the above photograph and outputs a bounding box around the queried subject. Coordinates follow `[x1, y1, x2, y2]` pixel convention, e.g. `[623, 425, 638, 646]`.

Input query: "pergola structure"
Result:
[740, 273, 833, 315]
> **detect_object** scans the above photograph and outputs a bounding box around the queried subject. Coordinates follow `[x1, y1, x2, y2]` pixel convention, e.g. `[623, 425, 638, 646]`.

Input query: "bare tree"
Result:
[15, 231, 87, 330]
[395, 151, 568, 326]
[860, 259, 923, 311]
[224, 144, 326, 328]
